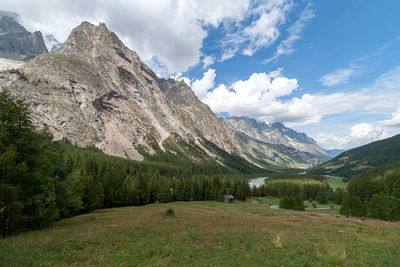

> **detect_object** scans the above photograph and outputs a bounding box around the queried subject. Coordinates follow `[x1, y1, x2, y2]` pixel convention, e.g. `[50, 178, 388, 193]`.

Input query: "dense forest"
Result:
[251, 179, 345, 206]
[339, 160, 400, 220]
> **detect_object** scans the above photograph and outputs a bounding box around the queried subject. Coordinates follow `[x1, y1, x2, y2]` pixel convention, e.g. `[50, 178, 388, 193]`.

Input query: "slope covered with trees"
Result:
[339, 160, 400, 220]
[310, 134, 400, 177]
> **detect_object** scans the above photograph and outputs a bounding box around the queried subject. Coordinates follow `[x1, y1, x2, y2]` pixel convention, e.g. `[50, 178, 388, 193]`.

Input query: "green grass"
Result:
[253, 197, 341, 215]
[2, 201, 400, 266]
[326, 176, 347, 190]
[252, 196, 280, 206]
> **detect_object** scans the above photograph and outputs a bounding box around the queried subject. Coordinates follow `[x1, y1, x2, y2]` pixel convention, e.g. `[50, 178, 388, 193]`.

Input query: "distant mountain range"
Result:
[323, 149, 346, 158]
[224, 117, 329, 168]
[310, 133, 400, 177]
[0, 17, 330, 169]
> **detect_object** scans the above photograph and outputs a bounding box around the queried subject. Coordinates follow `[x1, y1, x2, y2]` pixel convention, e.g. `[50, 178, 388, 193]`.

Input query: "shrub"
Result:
[165, 208, 175, 217]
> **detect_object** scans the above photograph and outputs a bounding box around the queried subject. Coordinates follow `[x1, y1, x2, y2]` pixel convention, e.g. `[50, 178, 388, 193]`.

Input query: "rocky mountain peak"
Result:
[0, 15, 27, 34]
[0, 13, 47, 61]
[61, 21, 130, 58]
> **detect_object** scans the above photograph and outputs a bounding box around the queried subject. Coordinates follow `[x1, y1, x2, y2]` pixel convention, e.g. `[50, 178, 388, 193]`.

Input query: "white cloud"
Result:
[383, 109, 400, 127]
[316, 134, 350, 150]
[221, 0, 294, 60]
[264, 2, 315, 63]
[349, 123, 375, 138]
[1, 0, 251, 73]
[202, 55, 215, 69]
[200, 69, 322, 126]
[220, 47, 238, 62]
[191, 69, 216, 100]
[319, 66, 358, 87]
[316, 121, 392, 150]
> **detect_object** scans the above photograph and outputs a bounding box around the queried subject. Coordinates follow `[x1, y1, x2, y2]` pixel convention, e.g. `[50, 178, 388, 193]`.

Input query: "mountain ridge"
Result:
[223, 116, 329, 168]
[310, 133, 400, 177]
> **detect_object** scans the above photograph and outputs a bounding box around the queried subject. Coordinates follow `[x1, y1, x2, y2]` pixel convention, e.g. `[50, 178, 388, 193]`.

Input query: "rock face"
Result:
[0, 22, 243, 161]
[0, 15, 48, 60]
[224, 117, 329, 168]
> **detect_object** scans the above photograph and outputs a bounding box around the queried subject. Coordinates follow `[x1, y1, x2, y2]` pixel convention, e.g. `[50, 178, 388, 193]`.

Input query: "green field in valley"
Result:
[325, 176, 347, 190]
[2, 200, 400, 266]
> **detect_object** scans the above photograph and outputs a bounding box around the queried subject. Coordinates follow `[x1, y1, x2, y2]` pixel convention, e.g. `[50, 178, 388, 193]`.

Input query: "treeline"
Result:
[0, 90, 252, 237]
[251, 180, 345, 205]
[339, 162, 400, 220]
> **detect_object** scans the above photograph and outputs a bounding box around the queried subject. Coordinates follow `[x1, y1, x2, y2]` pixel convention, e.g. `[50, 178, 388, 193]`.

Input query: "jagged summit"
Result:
[224, 116, 329, 167]
[62, 22, 125, 56]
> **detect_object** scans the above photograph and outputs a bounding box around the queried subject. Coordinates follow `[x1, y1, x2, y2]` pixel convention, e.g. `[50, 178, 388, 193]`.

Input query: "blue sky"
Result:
[178, 0, 400, 149]
[2, 0, 400, 149]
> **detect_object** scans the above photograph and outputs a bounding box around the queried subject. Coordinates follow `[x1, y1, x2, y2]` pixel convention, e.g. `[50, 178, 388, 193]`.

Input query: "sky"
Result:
[1, 0, 400, 150]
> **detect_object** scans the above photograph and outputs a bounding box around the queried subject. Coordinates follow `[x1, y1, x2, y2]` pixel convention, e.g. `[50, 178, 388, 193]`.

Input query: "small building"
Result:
[222, 194, 235, 203]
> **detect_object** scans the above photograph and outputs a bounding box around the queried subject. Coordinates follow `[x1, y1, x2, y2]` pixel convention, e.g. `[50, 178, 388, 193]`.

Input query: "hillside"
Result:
[311, 134, 400, 177]
[2, 201, 399, 266]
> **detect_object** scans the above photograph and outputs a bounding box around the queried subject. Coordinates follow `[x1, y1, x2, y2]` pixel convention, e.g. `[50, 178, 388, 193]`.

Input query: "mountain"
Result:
[44, 34, 63, 52]
[0, 13, 48, 60]
[0, 21, 249, 166]
[224, 117, 329, 168]
[310, 133, 400, 177]
[323, 149, 346, 158]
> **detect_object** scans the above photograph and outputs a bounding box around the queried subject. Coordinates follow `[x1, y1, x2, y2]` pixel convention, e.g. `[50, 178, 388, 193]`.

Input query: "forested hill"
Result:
[310, 134, 400, 177]
[339, 159, 400, 221]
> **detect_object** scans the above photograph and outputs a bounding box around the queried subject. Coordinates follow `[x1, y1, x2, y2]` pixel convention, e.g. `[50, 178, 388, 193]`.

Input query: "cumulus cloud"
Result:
[191, 69, 216, 100]
[264, 1, 315, 64]
[316, 116, 400, 150]
[319, 66, 358, 87]
[316, 134, 350, 150]
[199, 69, 322, 126]
[383, 109, 400, 127]
[0, 0, 250, 73]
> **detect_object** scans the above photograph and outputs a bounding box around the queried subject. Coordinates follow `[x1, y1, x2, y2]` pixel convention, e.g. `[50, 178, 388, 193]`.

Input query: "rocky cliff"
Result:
[0, 14, 48, 61]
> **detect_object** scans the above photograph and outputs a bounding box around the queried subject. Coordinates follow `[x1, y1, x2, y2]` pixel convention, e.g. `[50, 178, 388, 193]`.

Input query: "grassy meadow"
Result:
[2, 200, 400, 266]
[325, 176, 347, 190]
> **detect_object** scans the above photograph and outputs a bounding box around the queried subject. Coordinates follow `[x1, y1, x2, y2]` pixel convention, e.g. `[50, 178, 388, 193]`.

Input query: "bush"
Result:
[165, 208, 175, 217]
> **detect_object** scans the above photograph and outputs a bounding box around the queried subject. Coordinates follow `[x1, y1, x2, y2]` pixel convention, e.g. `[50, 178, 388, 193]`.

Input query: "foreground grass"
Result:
[2, 201, 400, 266]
